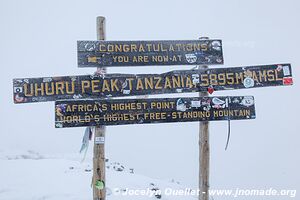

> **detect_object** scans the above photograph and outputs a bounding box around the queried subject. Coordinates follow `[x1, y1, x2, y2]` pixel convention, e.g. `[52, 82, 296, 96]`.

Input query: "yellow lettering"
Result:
[34, 83, 45, 96]
[144, 77, 154, 90]
[110, 79, 119, 92]
[226, 73, 234, 85]
[267, 70, 275, 81]
[24, 83, 34, 97]
[154, 77, 162, 89]
[91, 80, 100, 93]
[81, 80, 90, 93]
[200, 74, 209, 87]
[102, 80, 110, 92]
[136, 79, 144, 90]
[164, 77, 172, 89]
[218, 73, 226, 85]
[45, 82, 54, 95]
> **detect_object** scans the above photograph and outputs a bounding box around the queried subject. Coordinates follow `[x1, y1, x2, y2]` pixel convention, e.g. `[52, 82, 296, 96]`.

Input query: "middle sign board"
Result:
[55, 96, 256, 128]
[13, 64, 292, 104]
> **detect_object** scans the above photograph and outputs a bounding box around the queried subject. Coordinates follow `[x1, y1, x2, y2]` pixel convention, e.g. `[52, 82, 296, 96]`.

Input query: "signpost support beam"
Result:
[199, 64, 210, 200]
[93, 16, 106, 200]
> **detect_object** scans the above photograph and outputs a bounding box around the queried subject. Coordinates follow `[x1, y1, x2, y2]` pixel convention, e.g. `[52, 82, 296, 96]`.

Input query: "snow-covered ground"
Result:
[0, 150, 196, 200]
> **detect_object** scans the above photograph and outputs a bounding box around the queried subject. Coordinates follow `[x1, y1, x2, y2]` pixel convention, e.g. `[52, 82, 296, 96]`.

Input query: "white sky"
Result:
[0, 0, 299, 198]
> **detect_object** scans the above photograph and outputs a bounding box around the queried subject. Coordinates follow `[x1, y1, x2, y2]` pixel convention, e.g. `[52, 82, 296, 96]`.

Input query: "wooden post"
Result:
[198, 38, 210, 200]
[93, 16, 106, 200]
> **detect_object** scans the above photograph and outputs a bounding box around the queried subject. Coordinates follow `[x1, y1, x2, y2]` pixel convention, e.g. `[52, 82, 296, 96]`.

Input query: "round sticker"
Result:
[240, 96, 254, 107]
[14, 94, 25, 103]
[95, 180, 105, 190]
[243, 77, 254, 88]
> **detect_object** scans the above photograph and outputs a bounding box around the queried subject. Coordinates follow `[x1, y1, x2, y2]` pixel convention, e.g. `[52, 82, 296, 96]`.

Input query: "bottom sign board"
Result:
[55, 96, 256, 128]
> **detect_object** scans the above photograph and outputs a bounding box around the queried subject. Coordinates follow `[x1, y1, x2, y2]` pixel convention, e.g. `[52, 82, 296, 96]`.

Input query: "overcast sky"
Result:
[1, 0, 299, 199]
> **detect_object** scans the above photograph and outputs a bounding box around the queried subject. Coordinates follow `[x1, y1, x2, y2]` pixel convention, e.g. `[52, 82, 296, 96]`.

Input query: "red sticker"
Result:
[14, 94, 25, 103]
[207, 86, 214, 94]
[283, 77, 293, 85]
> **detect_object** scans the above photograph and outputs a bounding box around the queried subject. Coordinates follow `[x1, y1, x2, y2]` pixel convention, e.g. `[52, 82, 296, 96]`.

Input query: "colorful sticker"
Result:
[207, 86, 214, 94]
[201, 99, 211, 111]
[283, 77, 293, 85]
[14, 94, 25, 103]
[95, 180, 105, 190]
[55, 104, 67, 116]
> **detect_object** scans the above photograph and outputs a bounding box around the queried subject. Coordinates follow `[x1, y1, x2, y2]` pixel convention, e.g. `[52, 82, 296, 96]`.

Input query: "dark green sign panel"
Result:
[77, 40, 223, 67]
[55, 96, 256, 128]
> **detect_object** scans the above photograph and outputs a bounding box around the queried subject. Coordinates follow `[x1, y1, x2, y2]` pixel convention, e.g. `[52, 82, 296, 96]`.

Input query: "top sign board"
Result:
[77, 40, 223, 67]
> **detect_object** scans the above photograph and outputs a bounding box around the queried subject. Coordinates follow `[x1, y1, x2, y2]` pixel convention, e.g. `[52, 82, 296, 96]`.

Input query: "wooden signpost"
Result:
[93, 16, 106, 200]
[54, 96, 256, 128]
[77, 40, 224, 67]
[12, 16, 294, 200]
[13, 64, 293, 103]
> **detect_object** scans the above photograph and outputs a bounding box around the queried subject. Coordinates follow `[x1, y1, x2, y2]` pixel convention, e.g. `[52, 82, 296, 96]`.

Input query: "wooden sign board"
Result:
[13, 64, 292, 104]
[55, 96, 256, 128]
[77, 40, 223, 67]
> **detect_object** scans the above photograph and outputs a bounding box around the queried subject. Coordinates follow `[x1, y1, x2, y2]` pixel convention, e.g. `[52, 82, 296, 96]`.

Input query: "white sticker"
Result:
[192, 74, 200, 84]
[122, 81, 128, 89]
[185, 54, 197, 63]
[123, 90, 130, 94]
[176, 89, 183, 93]
[283, 65, 291, 76]
[191, 101, 201, 107]
[212, 97, 226, 109]
[43, 77, 52, 82]
[240, 96, 254, 107]
[243, 77, 255, 88]
[14, 86, 23, 93]
[55, 123, 63, 128]
[95, 137, 105, 144]
[73, 94, 82, 99]
[211, 41, 221, 51]
[176, 98, 187, 111]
